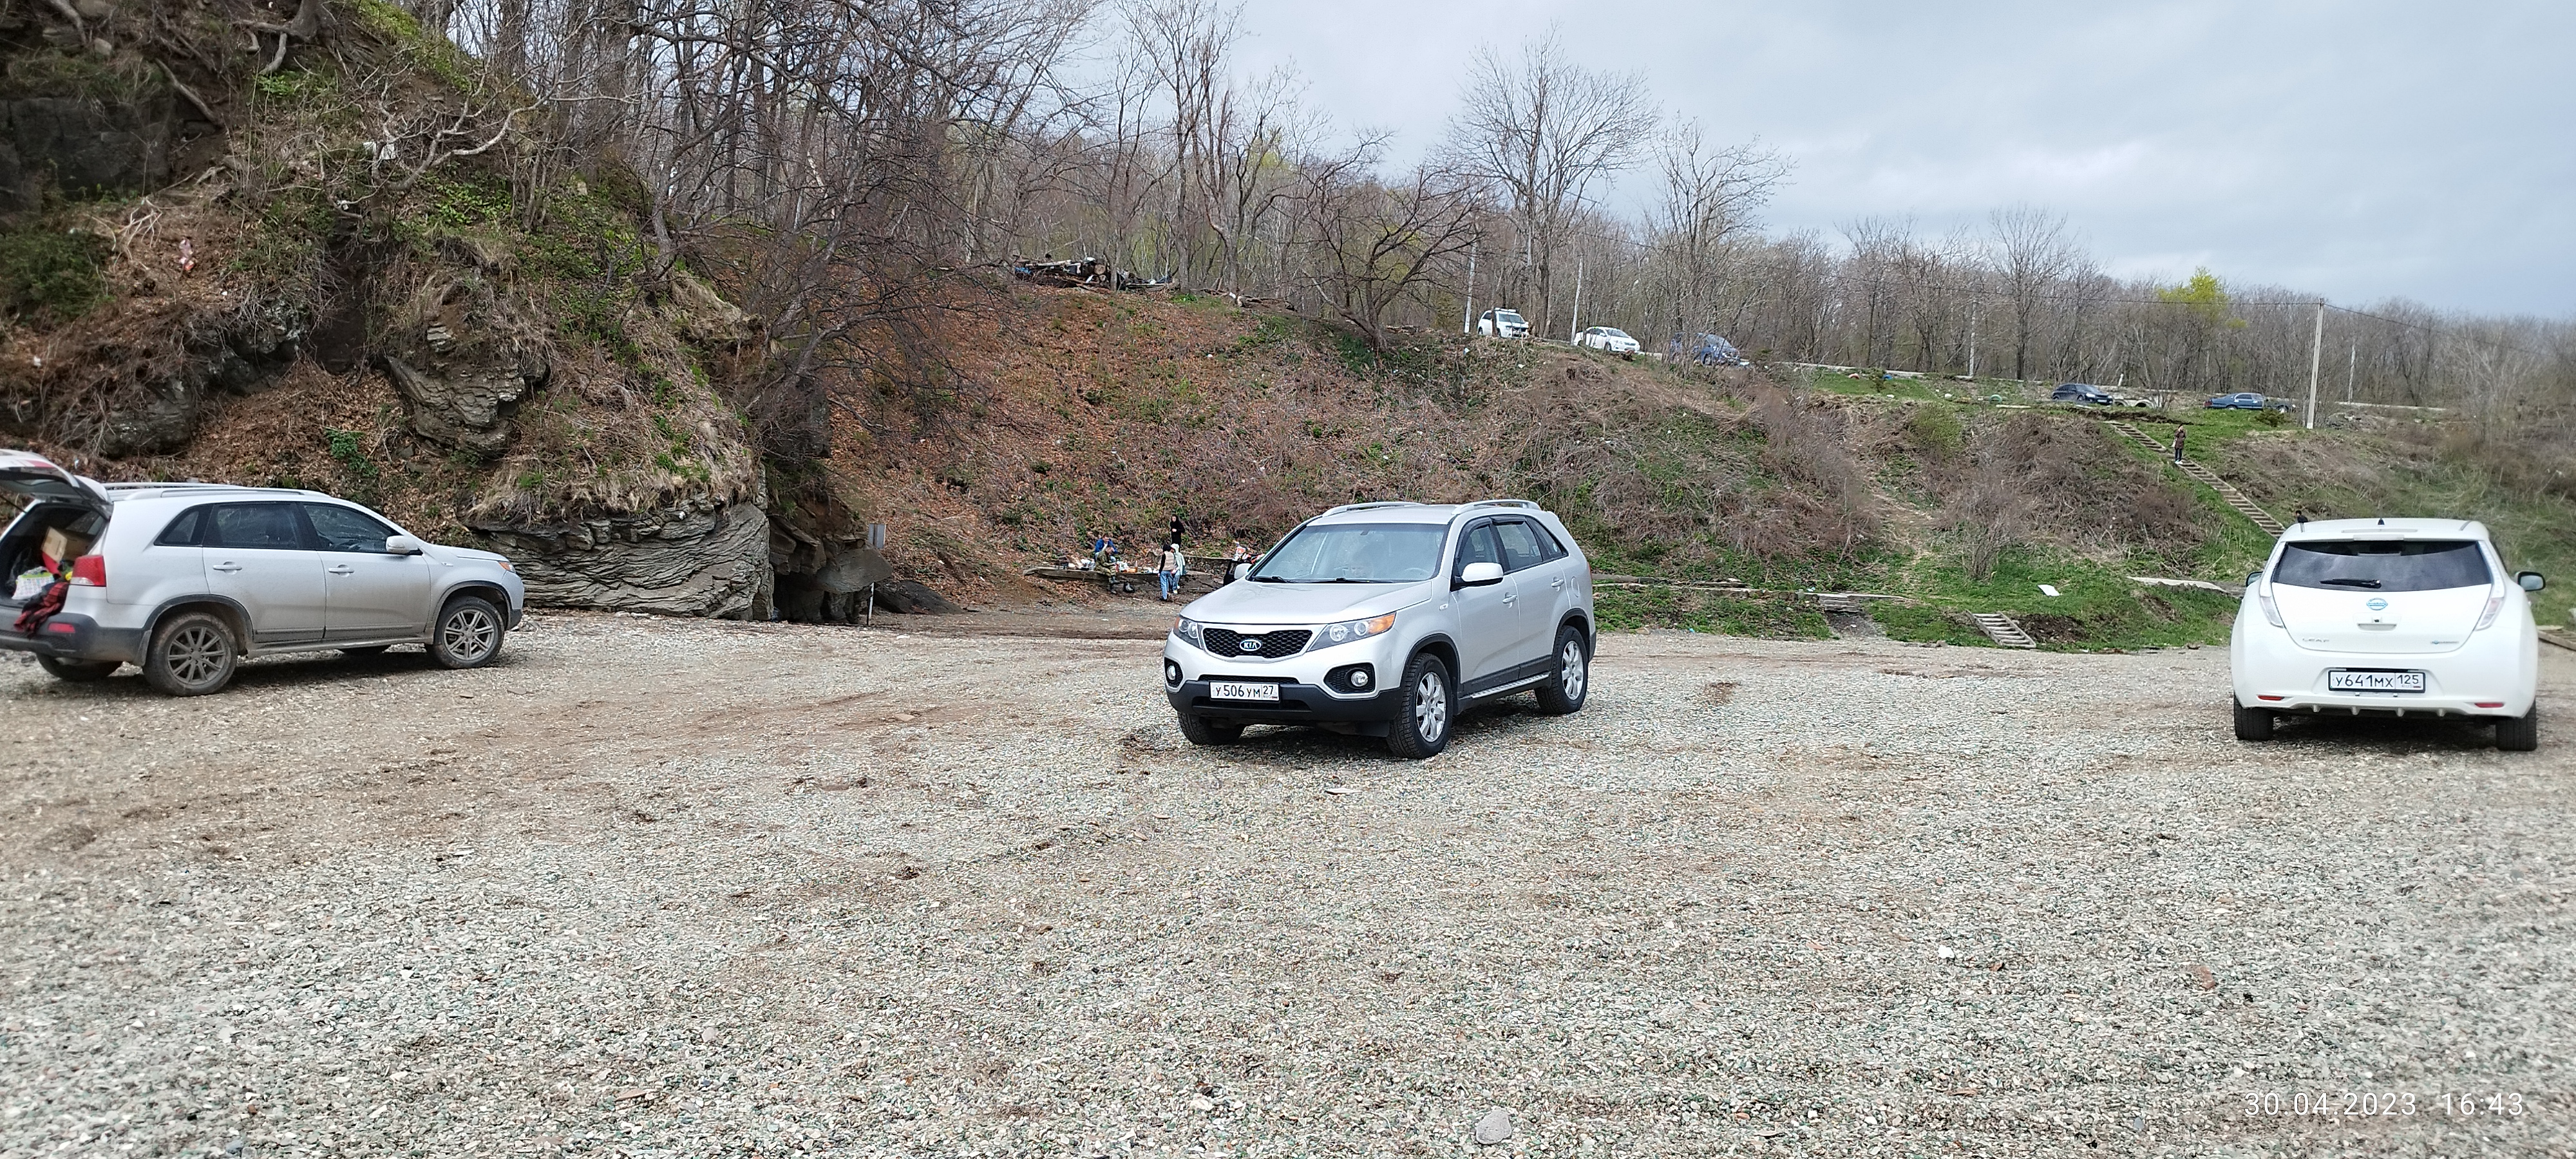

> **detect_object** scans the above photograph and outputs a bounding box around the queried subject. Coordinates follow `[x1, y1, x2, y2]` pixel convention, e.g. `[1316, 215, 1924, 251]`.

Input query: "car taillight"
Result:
[2475, 587, 2505, 630]
[70, 555, 106, 587]
[2256, 585, 2283, 628]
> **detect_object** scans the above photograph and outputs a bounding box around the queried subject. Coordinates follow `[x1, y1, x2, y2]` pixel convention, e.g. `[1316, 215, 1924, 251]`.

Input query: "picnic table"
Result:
[1026, 556, 1239, 596]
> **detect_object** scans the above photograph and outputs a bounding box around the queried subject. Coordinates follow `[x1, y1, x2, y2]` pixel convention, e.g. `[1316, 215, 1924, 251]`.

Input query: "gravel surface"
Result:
[3, 612, 2568, 1158]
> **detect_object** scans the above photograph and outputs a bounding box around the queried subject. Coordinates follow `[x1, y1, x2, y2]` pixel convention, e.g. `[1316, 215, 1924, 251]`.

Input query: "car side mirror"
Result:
[2245, 570, 2263, 589]
[1230, 562, 1250, 582]
[2519, 571, 2545, 592]
[1455, 561, 1504, 588]
[385, 535, 426, 555]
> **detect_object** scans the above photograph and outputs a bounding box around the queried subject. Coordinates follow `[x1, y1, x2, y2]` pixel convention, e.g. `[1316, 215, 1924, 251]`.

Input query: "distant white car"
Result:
[1577, 326, 1640, 355]
[2231, 518, 2543, 749]
[1475, 309, 1530, 339]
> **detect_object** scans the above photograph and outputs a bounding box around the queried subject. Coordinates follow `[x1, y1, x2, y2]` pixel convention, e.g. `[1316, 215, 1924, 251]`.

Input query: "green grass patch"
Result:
[0, 228, 109, 320]
[1595, 587, 1833, 639]
[1884, 547, 2240, 650]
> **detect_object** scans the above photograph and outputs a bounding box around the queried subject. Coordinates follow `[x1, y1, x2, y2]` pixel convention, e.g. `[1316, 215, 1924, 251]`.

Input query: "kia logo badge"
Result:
[2366, 598, 2389, 611]
[1240, 637, 1261, 652]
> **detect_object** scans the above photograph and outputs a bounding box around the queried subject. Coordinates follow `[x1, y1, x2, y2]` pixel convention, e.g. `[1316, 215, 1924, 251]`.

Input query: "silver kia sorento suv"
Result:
[2, 450, 526, 696]
[1162, 500, 1596, 758]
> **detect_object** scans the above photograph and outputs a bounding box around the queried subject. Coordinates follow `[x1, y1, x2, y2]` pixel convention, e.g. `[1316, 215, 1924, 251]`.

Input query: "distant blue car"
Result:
[1671, 333, 1750, 366]
[2050, 382, 2113, 405]
[2206, 392, 2268, 410]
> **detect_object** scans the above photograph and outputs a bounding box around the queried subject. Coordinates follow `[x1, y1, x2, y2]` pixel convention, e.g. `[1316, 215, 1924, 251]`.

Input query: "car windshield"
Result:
[1496, 312, 1523, 323]
[2274, 540, 2492, 592]
[1251, 522, 1448, 583]
[1600, 328, 1631, 340]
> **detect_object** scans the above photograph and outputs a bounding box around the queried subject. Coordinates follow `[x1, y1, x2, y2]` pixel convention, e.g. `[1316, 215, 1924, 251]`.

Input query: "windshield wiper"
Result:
[2320, 578, 2383, 588]
[1249, 575, 1289, 583]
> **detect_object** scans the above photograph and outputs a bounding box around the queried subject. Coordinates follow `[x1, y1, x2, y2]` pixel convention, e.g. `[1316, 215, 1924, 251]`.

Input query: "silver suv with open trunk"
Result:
[1162, 499, 1596, 758]
[2, 450, 525, 695]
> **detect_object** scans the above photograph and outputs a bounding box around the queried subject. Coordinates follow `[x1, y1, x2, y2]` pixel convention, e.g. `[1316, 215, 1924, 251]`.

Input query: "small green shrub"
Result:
[0, 229, 110, 320]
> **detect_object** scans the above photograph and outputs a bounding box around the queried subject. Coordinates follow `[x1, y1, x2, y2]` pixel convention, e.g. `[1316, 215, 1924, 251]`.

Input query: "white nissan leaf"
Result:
[2231, 518, 2544, 749]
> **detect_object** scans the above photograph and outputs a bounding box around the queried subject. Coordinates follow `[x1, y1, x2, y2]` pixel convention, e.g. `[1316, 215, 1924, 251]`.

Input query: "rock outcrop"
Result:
[381, 274, 551, 455]
[472, 498, 773, 619]
[0, 91, 178, 213]
[0, 299, 303, 456]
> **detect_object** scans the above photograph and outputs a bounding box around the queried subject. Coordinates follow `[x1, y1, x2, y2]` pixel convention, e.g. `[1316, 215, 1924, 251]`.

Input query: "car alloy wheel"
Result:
[166, 625, 229, 687]
[1414, 668, 1449, 744]
[440, 605, 498, 664]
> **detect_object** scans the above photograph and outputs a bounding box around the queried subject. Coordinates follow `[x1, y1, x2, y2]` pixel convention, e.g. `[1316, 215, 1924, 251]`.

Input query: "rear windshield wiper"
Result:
[2320, 578, 2383, 588]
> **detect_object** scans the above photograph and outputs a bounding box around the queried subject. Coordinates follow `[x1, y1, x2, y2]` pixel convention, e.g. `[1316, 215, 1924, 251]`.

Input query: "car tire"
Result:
[428, 594, 507, 670]
[37, 655, 118, 682]
[1385, 652, 1454, 760]
[1533, 625, 1591, 715]
[144, 610, 240, 697]
[2232, 702, 2274, 742]
[2496, 707, 2539, 752]
[1175, 712, 1243, 746]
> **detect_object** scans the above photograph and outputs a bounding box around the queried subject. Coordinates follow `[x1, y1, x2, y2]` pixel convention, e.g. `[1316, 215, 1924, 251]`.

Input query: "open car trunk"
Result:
[1, 451, 113, 608]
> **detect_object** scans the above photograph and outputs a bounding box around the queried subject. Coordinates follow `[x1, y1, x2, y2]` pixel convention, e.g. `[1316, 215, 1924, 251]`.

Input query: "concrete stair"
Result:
[1971, 612, 2038, 648]
[2172, 460, 2286, 536]
[2103, 420, 2286, 536]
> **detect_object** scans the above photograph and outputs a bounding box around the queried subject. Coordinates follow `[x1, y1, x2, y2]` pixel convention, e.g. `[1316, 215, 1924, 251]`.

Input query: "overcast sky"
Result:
[1228, 0, 2576, 317]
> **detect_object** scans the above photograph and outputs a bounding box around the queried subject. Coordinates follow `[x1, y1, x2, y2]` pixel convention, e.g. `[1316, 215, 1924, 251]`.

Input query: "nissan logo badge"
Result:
[1240, 637, 1261, 652]
[2366, 598, 2389, 611]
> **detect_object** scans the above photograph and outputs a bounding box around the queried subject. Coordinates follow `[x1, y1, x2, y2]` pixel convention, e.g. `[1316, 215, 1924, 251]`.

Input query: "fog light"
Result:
[1164, 660, 1182, 686]
[1350, 669, 1370, 688]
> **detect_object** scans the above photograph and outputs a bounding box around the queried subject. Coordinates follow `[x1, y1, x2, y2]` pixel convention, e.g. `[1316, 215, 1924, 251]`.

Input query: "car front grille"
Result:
[1202, 628, 1312, 659]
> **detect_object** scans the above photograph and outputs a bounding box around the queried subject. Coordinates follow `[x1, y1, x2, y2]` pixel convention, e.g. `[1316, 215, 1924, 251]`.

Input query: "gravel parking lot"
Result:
[3, 612, 2568, 1158]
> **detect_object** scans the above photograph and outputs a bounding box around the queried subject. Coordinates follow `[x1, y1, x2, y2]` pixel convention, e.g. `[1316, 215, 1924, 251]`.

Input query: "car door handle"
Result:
[211, 562, 242, 573]
[1550, 578, 1566, 589]
[1501, 592, 1516, 603]
[327, 565, 355, 575]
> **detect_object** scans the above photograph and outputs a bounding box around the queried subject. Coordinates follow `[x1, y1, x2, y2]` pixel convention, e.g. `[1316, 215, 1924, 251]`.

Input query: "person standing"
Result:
[1169, 514, 1186, 552]
[2170, 426, 2186, 465]
[1158, 542, 1186, 601]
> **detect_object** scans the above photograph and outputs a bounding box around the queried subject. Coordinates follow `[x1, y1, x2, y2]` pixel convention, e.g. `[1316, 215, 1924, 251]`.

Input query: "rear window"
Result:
[2275, 540, 2492, 592]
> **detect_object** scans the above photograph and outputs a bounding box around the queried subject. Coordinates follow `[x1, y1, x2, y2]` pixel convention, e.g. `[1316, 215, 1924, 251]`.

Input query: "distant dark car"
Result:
[1670, 333, 1750, 366]
[2206, 392, 2267, 410]
[2050, 382, 2112, 405]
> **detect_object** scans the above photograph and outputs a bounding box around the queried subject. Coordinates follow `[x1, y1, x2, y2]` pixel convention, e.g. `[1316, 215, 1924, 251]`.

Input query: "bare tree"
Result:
[1987, 205, 2078, 381]
[1293, 148, 1485, 349]
[1444, 32, 1656, 335]
[1647, 119, 1783, 345]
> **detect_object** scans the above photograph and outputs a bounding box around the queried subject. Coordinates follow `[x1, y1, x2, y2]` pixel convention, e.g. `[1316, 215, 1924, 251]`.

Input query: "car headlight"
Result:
[1318, 612, 1396, 646]
[1173, 617, 1204, 647]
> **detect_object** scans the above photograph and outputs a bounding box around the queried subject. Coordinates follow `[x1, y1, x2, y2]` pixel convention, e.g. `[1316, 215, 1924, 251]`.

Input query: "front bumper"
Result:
[1163, 631, 1404, 722]
[0, 613, 144, 664]
[1165, 679, 1403, 724]
[2231, 623, 2537, 718]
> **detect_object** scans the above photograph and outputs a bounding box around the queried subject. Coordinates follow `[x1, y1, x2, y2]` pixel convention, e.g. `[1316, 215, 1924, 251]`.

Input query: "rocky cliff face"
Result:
[475, 498, 772, 619]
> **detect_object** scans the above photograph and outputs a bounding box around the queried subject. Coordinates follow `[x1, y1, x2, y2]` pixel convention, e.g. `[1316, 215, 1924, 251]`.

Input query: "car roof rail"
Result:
[1323, 500, 1421, 515]
[1461, 498, 1540, 511]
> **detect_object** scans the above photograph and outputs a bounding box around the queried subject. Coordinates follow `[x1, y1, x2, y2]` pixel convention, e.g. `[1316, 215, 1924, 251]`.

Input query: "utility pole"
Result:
[1462, 240, 1477, 336]
[1966, 296, 1979, 380]
[1569, 253, 1585, 343]
[2344, 343, 2356, 402]
[2304, 301, 2324, 430]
